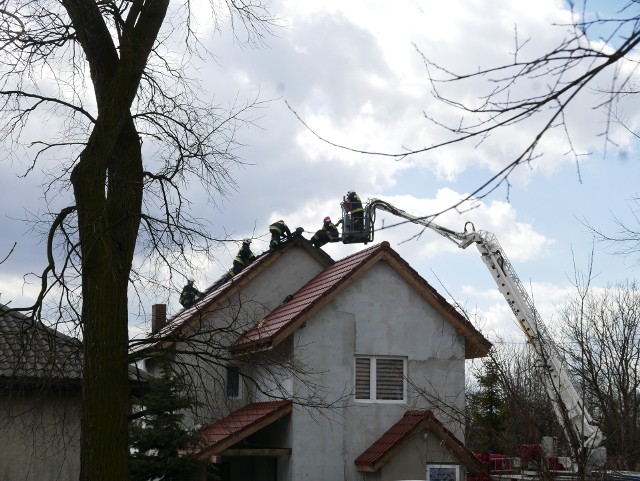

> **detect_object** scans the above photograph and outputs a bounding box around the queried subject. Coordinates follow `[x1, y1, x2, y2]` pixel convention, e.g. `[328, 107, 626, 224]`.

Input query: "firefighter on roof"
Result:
[232, 239, 255, 275]
[179, 279, 202, 309]
[269, 220, 291, 250]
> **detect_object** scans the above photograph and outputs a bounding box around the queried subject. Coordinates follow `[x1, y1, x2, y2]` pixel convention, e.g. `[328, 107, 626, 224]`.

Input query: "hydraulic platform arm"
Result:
[359, 199, 604, 456]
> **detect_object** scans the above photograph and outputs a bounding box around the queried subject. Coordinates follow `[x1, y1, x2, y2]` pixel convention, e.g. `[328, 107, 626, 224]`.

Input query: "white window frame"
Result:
[354, 355, 407, 403]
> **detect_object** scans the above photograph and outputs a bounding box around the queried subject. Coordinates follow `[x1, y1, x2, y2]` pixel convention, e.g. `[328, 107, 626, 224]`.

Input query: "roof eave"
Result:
[196, 401, 292, 459]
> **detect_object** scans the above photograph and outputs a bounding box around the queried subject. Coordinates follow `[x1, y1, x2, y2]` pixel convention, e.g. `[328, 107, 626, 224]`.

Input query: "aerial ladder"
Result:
[340, 198, 605, 470]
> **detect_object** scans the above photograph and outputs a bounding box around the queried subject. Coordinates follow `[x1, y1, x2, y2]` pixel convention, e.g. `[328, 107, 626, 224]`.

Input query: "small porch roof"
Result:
[197, 400, 292, 459]
[355, 410, 485, 473]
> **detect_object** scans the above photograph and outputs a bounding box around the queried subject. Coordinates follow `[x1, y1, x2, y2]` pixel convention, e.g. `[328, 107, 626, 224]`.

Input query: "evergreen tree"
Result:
[468, 356, 509, 454]
[129, 372, 205, 481]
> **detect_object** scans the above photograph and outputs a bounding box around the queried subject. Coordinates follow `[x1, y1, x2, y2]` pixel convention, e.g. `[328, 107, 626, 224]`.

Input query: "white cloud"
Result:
[1, 0, 638, 332]
[0, 274, 42, 308]
[461, 279, 578, 343]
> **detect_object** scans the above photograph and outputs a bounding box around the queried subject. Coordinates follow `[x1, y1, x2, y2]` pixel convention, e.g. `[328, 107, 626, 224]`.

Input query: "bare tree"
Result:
[558, 280, 640, 470]
[0, 0, 277, 479]
[586, 196, 640, 266]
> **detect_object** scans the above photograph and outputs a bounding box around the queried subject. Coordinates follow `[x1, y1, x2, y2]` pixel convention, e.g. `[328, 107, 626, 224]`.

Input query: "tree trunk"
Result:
[61, 0, 171, 477]
[73, 115, 143, 481]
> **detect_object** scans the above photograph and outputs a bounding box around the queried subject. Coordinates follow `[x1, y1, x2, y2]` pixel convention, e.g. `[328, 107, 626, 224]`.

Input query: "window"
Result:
[355, 356, 406, 402]
[226, 365, 240, 398]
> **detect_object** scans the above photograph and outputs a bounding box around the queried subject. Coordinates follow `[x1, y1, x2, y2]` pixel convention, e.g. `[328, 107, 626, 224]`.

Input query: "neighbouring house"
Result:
[1, 304, 149, 481]
[136, 235, 492, 481]
[0, 304, 83, 481]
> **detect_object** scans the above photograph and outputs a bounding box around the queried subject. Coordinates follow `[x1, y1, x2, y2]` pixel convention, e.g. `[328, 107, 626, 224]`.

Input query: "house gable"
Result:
[230, 241, 490, 359]
[335, 260, 464, 360]
[355, 410, 485, 475]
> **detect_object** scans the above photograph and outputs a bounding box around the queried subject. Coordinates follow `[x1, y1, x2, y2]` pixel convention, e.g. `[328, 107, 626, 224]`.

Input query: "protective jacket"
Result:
[344, 192, 364, 217]
[324, 219, 339, 239]
[269, 221, 291, 238]
[179, 283, 202, 309]
[269, 221, 291, 250]
[233, 243, 255, 274]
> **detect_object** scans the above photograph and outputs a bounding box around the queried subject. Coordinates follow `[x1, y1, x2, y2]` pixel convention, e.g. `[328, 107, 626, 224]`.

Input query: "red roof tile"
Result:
[197, 400, 292, 458]
[230, 242, 388, 352]
[355, 410, 485, 473]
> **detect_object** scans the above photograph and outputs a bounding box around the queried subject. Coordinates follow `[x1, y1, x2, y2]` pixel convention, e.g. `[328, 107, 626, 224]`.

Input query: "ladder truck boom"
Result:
[342, 198, 604, 459]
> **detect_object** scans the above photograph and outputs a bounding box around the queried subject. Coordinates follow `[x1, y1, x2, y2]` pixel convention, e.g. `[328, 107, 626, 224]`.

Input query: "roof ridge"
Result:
[333, 241, 390, 263]
[196, 400, 292, 458]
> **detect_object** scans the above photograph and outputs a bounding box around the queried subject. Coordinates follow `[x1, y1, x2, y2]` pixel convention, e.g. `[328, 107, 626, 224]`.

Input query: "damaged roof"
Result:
[129, 235, 333, 356]
[230, 241, 490, 358]
[355, 410, 486, 473]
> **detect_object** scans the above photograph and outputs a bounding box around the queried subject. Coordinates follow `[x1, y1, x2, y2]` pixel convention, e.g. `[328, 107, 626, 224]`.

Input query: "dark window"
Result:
[226, 365, 240, 398]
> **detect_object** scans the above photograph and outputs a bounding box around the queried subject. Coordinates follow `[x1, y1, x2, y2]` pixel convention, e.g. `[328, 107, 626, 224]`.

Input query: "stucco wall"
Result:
[290, 261, 467, 481]
[0, 389, 81, 481]
[170, 245, 327, 426]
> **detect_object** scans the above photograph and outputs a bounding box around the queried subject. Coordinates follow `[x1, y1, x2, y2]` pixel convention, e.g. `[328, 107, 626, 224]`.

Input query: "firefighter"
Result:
[179, 279, 202, 309]
[311, 216, 340, 248]
[269, 220, 291, 250]
[343, 190, 364, 230]
[232, 239, 255, 275]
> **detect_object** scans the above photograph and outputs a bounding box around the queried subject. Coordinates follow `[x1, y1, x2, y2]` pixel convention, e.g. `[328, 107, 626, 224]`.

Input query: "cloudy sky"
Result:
[1, 0, 639, 344]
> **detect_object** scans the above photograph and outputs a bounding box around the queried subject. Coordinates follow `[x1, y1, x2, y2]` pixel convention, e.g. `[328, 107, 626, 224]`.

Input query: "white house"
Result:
[138, 235, 491, 481]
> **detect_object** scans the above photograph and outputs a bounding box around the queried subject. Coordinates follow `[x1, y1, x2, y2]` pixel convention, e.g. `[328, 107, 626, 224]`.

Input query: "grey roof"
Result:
[0, 304, 150, 387]
[0, 303, 82, 384]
